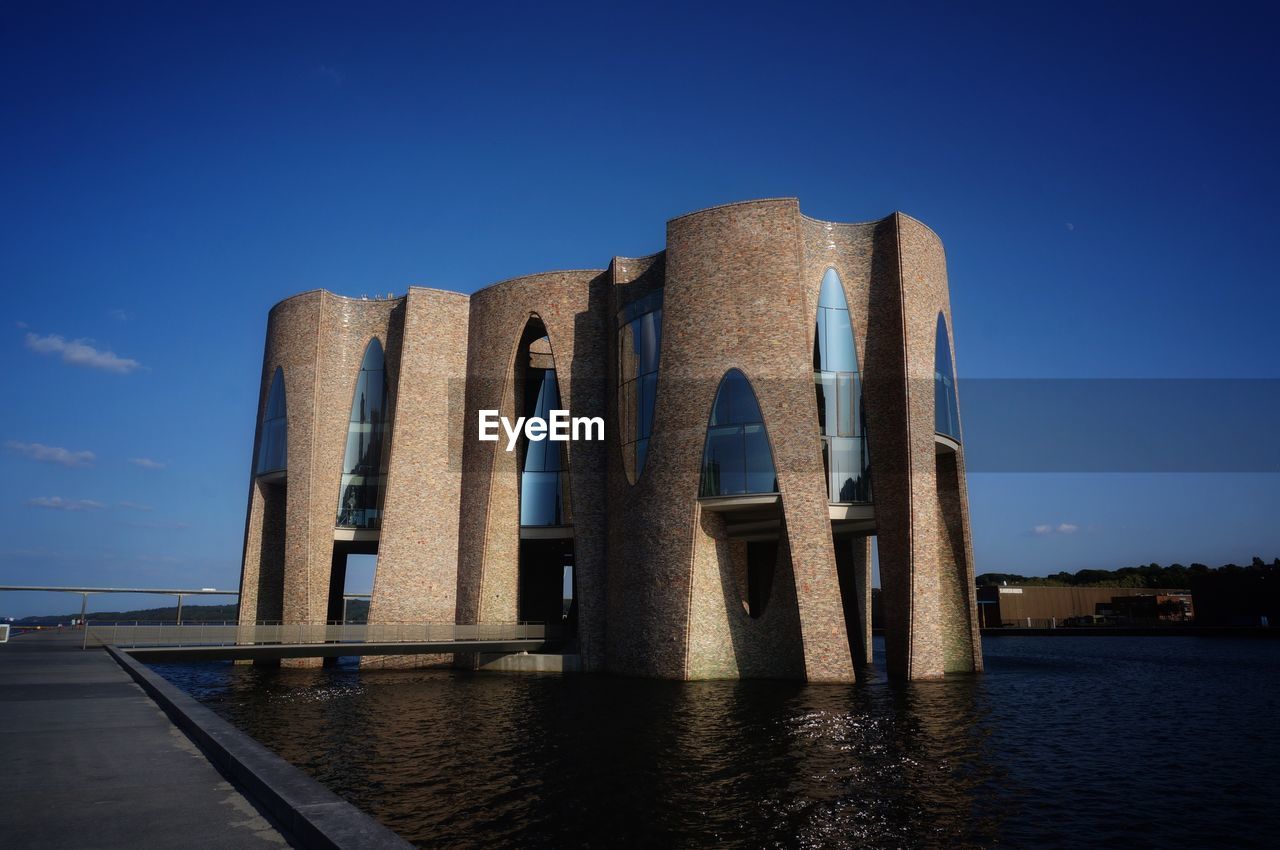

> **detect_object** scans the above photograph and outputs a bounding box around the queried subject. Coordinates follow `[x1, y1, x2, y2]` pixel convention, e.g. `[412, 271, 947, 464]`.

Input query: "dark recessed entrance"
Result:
[519, 537, 575, 644]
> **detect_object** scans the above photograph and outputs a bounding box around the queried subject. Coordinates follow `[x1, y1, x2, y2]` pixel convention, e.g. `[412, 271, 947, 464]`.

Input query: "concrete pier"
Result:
[1, 630, 417, 848]
[0, 630, 287, 847]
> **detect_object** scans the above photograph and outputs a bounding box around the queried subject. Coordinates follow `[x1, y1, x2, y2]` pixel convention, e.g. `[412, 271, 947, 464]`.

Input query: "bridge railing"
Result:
[85, 621, 546, 649]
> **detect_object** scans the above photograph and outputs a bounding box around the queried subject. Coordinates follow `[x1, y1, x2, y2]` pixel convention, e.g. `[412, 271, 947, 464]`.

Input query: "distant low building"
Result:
[1100, 592, 1193, 622]
[976, 586, 1192, 628]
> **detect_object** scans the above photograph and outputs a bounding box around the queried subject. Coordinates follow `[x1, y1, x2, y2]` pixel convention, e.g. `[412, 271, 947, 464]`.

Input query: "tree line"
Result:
[977, 557, 1280, 589]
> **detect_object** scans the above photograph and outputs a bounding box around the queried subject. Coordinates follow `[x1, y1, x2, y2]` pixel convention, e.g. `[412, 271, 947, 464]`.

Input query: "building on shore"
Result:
[236, 198, 982, 682]
[976, 585, 1194, 627]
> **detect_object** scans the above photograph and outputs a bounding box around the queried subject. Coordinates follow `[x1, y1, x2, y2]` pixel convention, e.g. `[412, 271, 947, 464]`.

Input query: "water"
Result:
[155, 637, 1280, 849]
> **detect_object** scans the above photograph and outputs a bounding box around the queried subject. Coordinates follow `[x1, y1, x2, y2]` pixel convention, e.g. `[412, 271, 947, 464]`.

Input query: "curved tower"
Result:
[238, 199, 982, 681]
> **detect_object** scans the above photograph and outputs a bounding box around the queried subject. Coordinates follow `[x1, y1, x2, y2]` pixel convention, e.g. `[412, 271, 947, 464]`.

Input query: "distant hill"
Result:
[13, 599, 370, 626]
[977, 558, 1279, 589]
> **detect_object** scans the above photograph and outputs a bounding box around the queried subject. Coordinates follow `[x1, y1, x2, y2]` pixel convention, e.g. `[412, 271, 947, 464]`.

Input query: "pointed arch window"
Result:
[814, 269, 870, 503]
[521, 335, 568, 526]
[617, 289, 663, 482]
[699, 370, 777, 497]
[255, 366, 287, 476]
[336, 339, 391, 529]
[935, 313, 961, 440]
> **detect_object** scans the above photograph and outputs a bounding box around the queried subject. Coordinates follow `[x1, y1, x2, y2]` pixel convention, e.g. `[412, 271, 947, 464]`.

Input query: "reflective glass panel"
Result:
[522, 367, 564, 474]
[813, 269, 870, 503]
[836, 373, 854, 437]
[743, 423, 777, 494]
[701, 425, 747, 497]
[255, 366, 287, 475]
[336, 339, 391, 528]
[520, 470, 563, 526]
[823, 305, 856, 373]
[638, 372, 657, 439]
[699, 370, 778, 498]
[935, 313, 961, 440]
[827, 436, 871, 503]
[520, 341, 568, 526]
[617, 291, 663, 482]
[710, 369, 763, 426]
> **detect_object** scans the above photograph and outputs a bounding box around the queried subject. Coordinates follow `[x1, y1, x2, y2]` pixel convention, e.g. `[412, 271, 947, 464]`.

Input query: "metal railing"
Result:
[85, 621, 545, 649]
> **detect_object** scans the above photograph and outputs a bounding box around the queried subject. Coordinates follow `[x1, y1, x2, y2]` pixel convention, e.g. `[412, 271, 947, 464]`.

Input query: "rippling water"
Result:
[155, 637, 1280, 848]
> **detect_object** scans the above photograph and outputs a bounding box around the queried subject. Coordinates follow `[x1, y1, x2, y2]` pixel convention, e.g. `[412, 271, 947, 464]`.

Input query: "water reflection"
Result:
[156, 638, 1280, 848]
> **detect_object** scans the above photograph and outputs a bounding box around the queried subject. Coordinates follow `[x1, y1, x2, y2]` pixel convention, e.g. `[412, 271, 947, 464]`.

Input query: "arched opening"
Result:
[256, 366, 287, 478]
[698, 370, 779, 618]
[247, 365, 287, 624]
[935, 312, 961, 440]
[516, 322, 577, 644]
[336, 338, 391, 529]
[520, 335, 567, 527]
[329, 339, 391, 636]
[933, 312, 973, 671]
[813, 271, 875, 668]
[699, 369, 777, 498]
[814, 268, 870, 503]
[617, 289, 663, 483]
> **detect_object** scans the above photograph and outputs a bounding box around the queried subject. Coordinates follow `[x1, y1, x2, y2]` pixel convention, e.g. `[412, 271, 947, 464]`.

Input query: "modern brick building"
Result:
[236, 198, 983, 682]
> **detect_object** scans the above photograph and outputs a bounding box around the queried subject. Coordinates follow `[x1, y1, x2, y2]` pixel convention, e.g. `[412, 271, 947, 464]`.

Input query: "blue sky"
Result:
[2, 1, 1277, 618]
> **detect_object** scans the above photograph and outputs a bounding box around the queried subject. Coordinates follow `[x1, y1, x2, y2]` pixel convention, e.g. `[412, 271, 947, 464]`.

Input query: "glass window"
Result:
[617, 290, 663, 482]
[637, 372, 657, 438]
[522, 366, 563, 473]
[336, 339, 391, 529]
[699, 370, 778, 498]
[255, 367, 287, 475]
[709, 369, 763, 426]
[813, 269, 871, 503]
[935, 313, 961, 440]
[520, 338, 568, 527]
[520, 470, 563, 526]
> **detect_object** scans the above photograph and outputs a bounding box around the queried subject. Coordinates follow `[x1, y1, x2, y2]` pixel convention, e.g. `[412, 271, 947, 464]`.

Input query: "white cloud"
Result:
[117, 501, 153, 511]
[1032, 522, 1081, 536]
[108, 308, 131, 321]
[24, 332, 141, 373]
[27, 496, 107, 511]
[5, 440, 95, 467]
[1065, 222, 1075, 232]
[129, 457, 166, 470]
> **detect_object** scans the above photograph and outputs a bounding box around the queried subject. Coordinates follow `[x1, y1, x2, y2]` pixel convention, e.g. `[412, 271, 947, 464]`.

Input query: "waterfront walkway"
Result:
[0, 630, 288, 848]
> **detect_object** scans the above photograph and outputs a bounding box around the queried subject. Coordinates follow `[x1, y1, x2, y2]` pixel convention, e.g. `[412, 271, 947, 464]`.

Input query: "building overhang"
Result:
[334, 528, 380, 543]
[829, 503, 876, 536]
[697, 495, 877, 539]
[520, 525, 574, 540]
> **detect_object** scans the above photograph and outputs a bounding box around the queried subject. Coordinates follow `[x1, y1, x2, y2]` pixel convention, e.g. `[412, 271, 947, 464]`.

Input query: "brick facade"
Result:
[236, 199, 982, 681]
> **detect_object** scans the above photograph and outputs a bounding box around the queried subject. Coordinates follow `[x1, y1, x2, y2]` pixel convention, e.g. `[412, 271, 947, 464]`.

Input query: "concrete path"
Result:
[0, 630, 289, 848]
